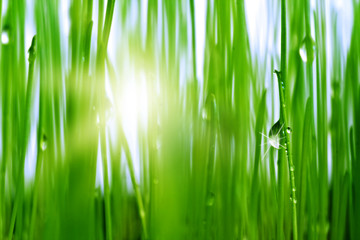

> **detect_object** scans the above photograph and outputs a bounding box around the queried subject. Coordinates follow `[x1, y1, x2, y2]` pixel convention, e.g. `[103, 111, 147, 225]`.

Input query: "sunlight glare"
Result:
[118, 73, 149, 133]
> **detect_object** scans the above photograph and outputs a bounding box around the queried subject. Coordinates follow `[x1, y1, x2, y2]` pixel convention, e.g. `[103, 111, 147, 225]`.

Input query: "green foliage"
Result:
[0, 0, 359, 239]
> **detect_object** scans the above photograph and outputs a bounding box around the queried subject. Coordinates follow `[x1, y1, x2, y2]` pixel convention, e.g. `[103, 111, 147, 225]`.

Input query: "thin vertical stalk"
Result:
[203, 94, 216, 238]
[189, 0, 197, 82]
[105, 55, 148, 239]
[8, 35, 37, 240]
[29, 147, 43, 240]
[119, 125, 148, 239]
[278, 0, 298, 239]
[315, 2, 328, 239]
[96, 0, 116, 239]
[99, 123, 112, 240]
[97, 0, 104, 48]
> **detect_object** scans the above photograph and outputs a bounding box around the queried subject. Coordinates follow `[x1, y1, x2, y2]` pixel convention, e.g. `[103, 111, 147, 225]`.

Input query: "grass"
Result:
[0, 0, 359, 239]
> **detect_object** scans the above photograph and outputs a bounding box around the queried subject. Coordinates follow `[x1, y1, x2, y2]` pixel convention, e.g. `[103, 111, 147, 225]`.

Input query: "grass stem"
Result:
[119, 125, 149, 239]
[279, 0, 298, 239]
[8, 35, 37, 240]
[96, 1, 116, 239]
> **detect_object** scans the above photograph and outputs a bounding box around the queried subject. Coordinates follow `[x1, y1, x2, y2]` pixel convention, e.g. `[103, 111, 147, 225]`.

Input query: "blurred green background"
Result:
[0, 0, 359, 239]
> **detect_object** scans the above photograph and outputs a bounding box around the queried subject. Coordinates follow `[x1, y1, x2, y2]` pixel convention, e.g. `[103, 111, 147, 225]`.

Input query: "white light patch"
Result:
[195, 0, 206, 84]
[24, 69, 40, 183]
[1, 31, 9, 44]
[118, 75, 148, 131]
[245, 0, 268, 56]
[117, 73, 149, 188]
[128, 0, 139, 29]
[60, 0, 70, 38]
[1, 0, 9, 17]
[96, 134, 104, 192]
[24, 126, 38, 182]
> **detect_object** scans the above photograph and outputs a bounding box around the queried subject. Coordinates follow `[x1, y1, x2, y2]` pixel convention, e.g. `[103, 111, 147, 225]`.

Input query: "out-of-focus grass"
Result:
[0, 0, 359, 239]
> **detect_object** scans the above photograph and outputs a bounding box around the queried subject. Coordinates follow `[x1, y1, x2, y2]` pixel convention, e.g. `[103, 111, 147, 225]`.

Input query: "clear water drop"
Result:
[206, 192, 215, 206]
[1, 30, 9, 44]
[299, 36, 316, 63]
[269, 120, 282, 149]
[40, 134, 47, 151]
[286, 127, 292, 134]
[290, 165, 295, 172]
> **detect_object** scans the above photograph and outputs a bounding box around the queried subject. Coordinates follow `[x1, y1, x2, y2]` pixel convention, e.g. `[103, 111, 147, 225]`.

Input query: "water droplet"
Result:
[293, 199, 297, 204]
[269, 120, 282, 149]
[40, 134, 47, 151]
[299, 36, 316, 63]
[286, 127, 292, 134]
[290, 165, 295, 172]
[1, 29, 9, 44]
[206, 192, 215, 206]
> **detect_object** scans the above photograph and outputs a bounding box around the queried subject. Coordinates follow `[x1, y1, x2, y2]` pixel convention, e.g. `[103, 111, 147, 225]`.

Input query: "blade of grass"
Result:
[8, 34, 37, 240]
[299, 98, 312, 240]
[202, 93, 217, 239]
[250, 90, 267, 238]
[314, 1, 329, 238]
[277, 1, 298, 237]
[106, 55, 148, 239]
[96, 0, 116, 239]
